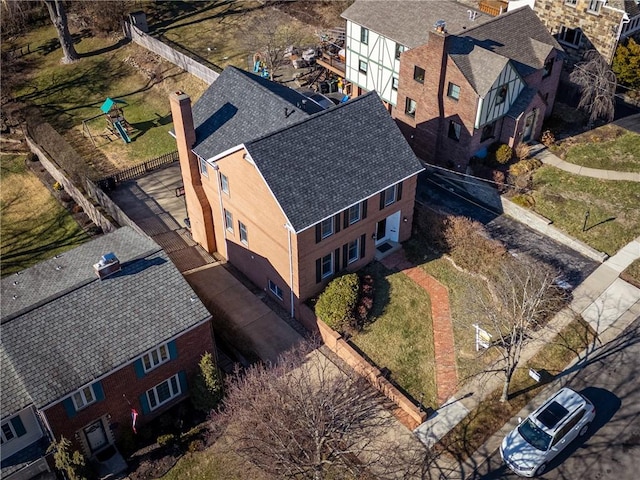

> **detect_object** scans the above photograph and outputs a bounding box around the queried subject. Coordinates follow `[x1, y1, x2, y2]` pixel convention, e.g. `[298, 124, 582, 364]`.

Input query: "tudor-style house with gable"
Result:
[170, 66, 424, 319]
[341, 1, 563, 170]
[1, 227, 214, 480]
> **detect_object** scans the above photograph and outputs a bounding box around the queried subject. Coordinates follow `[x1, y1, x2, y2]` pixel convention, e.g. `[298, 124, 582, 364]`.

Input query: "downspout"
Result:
[614, 13, 630, 64]
[286, 224, 295, 318]
[210, 162, 227, 258]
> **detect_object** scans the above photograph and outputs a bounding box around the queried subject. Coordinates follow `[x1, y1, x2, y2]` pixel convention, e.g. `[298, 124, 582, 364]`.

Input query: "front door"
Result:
[84, 420, 108, 453]
[522, 110, 536, 142]
[375, 218, 386, 244]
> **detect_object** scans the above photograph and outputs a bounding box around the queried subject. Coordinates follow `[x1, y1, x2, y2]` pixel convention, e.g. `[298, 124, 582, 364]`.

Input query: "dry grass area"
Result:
[621, 258, 640, 288]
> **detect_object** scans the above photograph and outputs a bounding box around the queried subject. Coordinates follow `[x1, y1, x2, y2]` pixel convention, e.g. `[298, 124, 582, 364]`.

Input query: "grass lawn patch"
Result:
[349, 262, 438, 408]
[1, 155, 88, 276]
[531, 165, 640, 256]
[550, 125, 640, 173]
[621, 258, 640, 288]
[436, 316, 596, 460]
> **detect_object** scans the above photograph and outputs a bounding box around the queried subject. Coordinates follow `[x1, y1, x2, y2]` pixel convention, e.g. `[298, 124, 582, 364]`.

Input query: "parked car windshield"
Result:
[519, 419, 552, 451]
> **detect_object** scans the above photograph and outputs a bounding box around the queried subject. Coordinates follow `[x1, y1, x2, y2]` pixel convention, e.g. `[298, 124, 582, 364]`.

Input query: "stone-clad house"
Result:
[1, 227, 214, 480]
[170, 66, 424, 319]
[342, 1, 564, 169]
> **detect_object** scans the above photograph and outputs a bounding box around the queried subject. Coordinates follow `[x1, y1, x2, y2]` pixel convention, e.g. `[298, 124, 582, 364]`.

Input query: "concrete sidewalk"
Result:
[417, 236, 640, 479]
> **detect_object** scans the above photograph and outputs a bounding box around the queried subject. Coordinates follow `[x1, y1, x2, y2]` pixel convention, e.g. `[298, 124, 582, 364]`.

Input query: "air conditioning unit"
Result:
[94, 252, 121, 280]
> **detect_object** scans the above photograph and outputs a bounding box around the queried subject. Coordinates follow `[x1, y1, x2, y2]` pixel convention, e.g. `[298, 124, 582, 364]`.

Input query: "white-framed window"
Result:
[239, 221, 248, 245]
[321, 253, 334, 279]
[72, 385, 96, 410]
[359, 60, 368, 74]
[348, 204, 361, 225]
[360, 27, 369, 45]
[395, 43, 405, 60]
[564, 0, 577, 6]
[405, 97, 417, 117]
[1, 421, 17, 444]
[448, 121, 462, 141]
[543, 57, 554, 78]
[224, 209, 233, 233]
[321, 217, 333, 238]
[220, 173, 229, 195]
[447, 82, 460, 100]
[268, 280, 284, 300]
[413, 66, 425, 83]
[199, 158, 208, 177]
[587, 0, 603, 13]
[384, 185, 397, 207]
[142, 343, 170, 372]
[348, 238, 360, 264]
[496, 84, 508, 105]
[392, 77, 399, 91]
[146, 374, 181, 411]
[481, 122, 495, 142]
[558, 26, 582, 47]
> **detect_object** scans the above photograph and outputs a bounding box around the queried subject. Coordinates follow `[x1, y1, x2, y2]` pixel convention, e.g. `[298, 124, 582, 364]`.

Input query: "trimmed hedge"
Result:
[315, 273, 360, 333]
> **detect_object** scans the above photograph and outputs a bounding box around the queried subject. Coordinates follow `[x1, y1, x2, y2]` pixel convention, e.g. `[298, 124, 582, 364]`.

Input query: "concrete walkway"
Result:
[530, 143, 640, 182]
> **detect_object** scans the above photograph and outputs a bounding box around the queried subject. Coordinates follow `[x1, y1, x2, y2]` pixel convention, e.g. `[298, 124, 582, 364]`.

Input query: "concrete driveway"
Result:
[108, 163, 302, 363]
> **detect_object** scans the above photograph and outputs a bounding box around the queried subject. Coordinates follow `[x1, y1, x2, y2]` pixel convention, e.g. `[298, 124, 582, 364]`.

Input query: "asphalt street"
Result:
[415, 172, 599, 287]
[471, 316, 640, 479]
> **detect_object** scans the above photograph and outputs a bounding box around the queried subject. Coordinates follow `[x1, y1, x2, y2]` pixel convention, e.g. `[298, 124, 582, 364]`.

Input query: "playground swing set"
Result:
[82, 97, 133, 147]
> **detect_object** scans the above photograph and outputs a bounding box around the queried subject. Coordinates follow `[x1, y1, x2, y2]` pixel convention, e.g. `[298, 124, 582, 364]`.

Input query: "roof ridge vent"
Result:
[94, 252, 121, 280]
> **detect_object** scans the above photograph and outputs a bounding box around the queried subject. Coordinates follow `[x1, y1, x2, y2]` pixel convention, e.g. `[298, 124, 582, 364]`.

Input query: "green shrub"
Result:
[495, 144, 513, 164]
[315, 273, 360, 333]
[157, 434, 176, 447]
[190, 352, 224, 413]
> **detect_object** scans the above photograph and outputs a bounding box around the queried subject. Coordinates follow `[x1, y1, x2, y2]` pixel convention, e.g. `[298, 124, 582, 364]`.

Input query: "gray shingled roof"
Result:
[507, 86, 539, 119]
[1, 227, 211, 409]
[609, 0, 640, 16]
[244, 92, 424, 232]
[0, 347, 31, 418]
[341, 0, 492, 48]
[449, 7, 561, 91]
[448, 36, 510, 96]
[192, 67, 324, 161]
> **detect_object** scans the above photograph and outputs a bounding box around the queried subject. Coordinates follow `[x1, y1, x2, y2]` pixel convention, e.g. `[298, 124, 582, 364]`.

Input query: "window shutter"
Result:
[10, 416, 26, 437]
[168, 340, 178, 360]
[343, 209, 350, 229]
[360, 234, 366, 258]
[315, 224, 321, 243]
[334, 249, 340, 276]
[138, 393, 150, 415]
[93, 381, 105, 402]
[362, 200, 368, 219]
[178, 371, 188, 394]
[133, 359, 145, 378]
[342, 244, 348, 270]
[379, 192, 385, 210]
[62, 398, 77, 418]
[397, 182, 403, 201]
[334, 214, 341, 233]
[315, 258, 321, 283]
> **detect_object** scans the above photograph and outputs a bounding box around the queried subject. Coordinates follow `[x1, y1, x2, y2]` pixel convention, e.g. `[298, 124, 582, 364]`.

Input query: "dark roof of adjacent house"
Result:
[609, 0, 640, 16]
[244, 92, 424, 232]
[0, 227, 211, 411]
[448, 7, 562, 94]
[191, 67, 324, 161]
[341, 0, 492, 48]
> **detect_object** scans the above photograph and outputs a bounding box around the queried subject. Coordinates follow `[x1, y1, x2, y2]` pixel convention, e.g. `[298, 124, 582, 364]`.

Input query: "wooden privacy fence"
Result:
[97, 151, 178, 189]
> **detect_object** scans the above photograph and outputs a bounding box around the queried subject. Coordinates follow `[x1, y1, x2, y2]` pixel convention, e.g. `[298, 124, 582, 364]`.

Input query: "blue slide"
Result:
[114, 121, 131, 143]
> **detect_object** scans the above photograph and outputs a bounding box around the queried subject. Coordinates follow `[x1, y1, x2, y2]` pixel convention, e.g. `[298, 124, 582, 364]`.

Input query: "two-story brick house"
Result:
[342, 1, 563, 170]
[170, 66, 424, 319]
[1, 227, 214, 480]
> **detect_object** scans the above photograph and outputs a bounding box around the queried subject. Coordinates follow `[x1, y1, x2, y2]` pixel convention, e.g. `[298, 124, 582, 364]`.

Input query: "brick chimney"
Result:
[169, 91, 216, 253]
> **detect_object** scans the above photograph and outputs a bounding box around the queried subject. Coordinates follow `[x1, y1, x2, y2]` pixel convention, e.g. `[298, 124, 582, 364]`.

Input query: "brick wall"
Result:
[42, 321, 214, 450]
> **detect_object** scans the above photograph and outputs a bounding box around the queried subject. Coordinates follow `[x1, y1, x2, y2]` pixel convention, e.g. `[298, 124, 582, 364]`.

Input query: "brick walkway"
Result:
[381, 250, 458, 406]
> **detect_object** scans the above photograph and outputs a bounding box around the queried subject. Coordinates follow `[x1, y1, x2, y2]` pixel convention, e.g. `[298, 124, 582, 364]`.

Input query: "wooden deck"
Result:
[316, 53, 346, 77]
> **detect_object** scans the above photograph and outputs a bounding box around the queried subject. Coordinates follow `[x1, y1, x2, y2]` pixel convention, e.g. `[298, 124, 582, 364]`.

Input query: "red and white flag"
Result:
[131, 408, 139, 434]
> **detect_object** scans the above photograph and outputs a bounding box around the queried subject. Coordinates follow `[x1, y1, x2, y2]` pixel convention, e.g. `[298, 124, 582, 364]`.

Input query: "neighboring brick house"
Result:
[506, 0, 640, 65]
[170, 66, 424, 319]
[1, 227, 214, 480]
[342, 1, 563, 170]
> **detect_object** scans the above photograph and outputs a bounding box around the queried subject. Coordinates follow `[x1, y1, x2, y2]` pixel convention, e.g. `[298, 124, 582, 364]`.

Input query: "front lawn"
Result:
[1, 155, 88, 276]
[349, 262, 438, 408]
[531, 166, 640, 256]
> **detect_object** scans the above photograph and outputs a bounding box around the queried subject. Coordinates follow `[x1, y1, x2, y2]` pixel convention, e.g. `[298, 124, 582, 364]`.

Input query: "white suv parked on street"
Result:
[500, 387, 596, 477]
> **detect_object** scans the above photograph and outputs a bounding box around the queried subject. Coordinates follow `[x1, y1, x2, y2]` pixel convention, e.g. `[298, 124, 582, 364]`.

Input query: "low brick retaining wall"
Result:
[298, 305, 428, 428]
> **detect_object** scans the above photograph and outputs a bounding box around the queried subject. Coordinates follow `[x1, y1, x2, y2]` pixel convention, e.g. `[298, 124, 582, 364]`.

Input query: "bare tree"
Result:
[43, 0, 79, 64]
[238, 9, 314, 81]
[570, 50, 617, 127]
[468, 256, 565, 402]
[211, 341, 431, 480]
